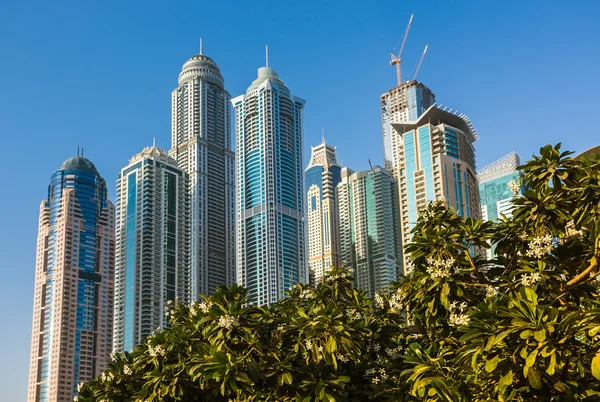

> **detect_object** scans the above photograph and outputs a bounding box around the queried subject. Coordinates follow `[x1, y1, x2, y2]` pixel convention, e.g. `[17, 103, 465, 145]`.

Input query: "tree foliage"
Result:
[79, 144, 600, 401]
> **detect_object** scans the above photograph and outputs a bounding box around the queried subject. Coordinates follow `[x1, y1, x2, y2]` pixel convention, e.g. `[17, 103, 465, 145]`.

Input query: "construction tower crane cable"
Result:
[390, 13, 414, 86]
[413, 44, 428, 81]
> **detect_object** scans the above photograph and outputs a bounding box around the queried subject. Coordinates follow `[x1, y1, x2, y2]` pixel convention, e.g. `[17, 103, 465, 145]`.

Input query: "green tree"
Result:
[79, 144, 600, 401]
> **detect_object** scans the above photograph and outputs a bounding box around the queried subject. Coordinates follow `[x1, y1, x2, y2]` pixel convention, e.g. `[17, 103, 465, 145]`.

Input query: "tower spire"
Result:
[200, 38, 203, 55]
[153, 137, 156, 147]
[265, 45, 269, 68]
[322, 128, 325, 144]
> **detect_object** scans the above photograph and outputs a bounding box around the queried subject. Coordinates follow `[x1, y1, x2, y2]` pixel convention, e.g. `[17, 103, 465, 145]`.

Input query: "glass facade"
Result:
[337, 167, 402, 297]
[233, 66, 307, 306]
[28, 157, 115, 402]
[113, 147, 191, 353]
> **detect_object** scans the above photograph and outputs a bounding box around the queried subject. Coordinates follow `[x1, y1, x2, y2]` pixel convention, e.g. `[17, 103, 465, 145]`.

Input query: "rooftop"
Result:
[477, 152, 521, 183]
[58, 156, 99, 175]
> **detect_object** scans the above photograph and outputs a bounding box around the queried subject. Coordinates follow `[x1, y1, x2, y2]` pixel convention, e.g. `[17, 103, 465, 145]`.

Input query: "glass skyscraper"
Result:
[478, 152, 522, 258]
[232, 62, 307, 306]
[113, 145, 191, 352]
[381, 81, 436, 178]
[337, 166, 402, 297]
[392, 105, 482, 271]
[305, 138, 344, 286]
[169, 47, 236, 299]
[28, 156, 115, 402]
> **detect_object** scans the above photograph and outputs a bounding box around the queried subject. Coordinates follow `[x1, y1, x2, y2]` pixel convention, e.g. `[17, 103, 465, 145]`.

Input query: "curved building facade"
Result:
[232, 66, 307, 305]
[28, 156, 115, 402]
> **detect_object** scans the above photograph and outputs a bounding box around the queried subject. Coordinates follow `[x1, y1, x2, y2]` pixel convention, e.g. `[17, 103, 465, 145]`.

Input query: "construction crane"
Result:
[390, 13, 414, 86]
[413, 44, 428, 81]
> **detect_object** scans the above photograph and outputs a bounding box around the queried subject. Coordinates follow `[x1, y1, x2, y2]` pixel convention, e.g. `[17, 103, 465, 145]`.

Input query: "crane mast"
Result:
[390, 13, 413, 86]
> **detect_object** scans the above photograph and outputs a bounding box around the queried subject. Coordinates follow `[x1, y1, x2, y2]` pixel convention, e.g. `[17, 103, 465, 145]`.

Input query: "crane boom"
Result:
[390, 14, 414, 86]
[413, 44, 428, 81]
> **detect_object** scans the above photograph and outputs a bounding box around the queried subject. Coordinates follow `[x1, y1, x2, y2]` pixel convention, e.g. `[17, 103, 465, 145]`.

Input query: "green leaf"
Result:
[527, 368, 543, 390]
[592, 352, 600, 380]
[485, 355, 501, 372]
[520, 287, 538, 305]
[533, 329, 546, 343]
[498, 370, 513, 395]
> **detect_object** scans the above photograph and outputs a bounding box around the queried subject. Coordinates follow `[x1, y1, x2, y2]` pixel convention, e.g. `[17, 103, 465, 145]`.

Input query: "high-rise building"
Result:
[28, 155, 115, 402]
[113, 145, 191, 353]
[381, 81, 436, 178]
[391, 105, 481, 270]
[232, 57, 307, 306]
[305, 138, 344, 286]
[337, 166, 402, 297]
[169, 45, 236, 299]
[478, 152, 522, 259]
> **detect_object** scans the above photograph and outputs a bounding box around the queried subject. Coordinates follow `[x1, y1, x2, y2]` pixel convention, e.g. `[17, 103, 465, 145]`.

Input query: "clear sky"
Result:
[1, 0, 599, 399]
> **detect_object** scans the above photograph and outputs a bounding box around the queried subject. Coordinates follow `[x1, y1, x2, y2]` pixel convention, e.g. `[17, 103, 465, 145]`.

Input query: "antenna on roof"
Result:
[81, 147, 84, 157]
[200, 38, 203, 55]
[153, 137, 156, 147]
[322, 128, 325, 144]
[265, 45, 269, 68]
[77, 145, 80, 157]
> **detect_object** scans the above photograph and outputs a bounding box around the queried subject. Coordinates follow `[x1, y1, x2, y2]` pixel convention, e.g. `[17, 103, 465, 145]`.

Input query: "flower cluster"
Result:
[218, 315, 238, 330]
[425, 256, 456, 279]
[99, 371, 114, 382]
[299, 289, 313, 300]
[338, 354, 350, 363]
[508, 180, 521, 196]
[520, 272, 542, 286]
[485, 285, 499, 298]
[147, 342, 166, 357]
[123, 365, 133, 375]
[388, 289, 403, 314]
[199, 300, 213, 313]
[374, 293, 385, 308]
[418, 208, 436, 222]
[385, 346, 403, 359]
[305, 340, 313, 350]
[449, 301, 470, 326]
[526, 234, 553, 259]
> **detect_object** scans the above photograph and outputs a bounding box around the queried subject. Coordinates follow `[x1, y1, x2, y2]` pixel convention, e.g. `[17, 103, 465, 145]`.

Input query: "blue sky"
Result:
[1, 0, 598, 399]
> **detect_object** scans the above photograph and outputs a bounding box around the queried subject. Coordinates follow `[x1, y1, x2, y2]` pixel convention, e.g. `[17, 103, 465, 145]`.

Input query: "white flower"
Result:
[508, 180, 521, 196]
[73, 397, 79, 402]
[189, 305, 198, 316]
[199, 301, 213, 313]
[77, 382, 83, 392]
[318, 346, 324, 353]
[485, 286, 498, 298]
[305, 340, 313, 350]
[373, 343, 381, 352]
[520, 272, 542, 287]
[365, 368, 376, 376]
[425, 256, 456, 279]
[123, 365, 133, 375]
[299, 289, 313, 300]
[338, 355, 349, 363]
[277, 324, 285, 331]
[526, 234, 553, 259]
[217, 315, 238, 330]
[372, 376, 380, 384]
[374, 293, 385, 308]
[449, 312, 471, 326]
[148, 344, 166, 357]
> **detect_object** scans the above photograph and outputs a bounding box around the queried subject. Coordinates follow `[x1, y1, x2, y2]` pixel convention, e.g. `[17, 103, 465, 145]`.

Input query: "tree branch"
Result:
[565, 256, 598, 288]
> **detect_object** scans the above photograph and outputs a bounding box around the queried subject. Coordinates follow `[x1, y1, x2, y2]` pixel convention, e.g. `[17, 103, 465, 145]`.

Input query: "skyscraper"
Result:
[392, 105, 481, 270]
[28, 155, 115, 402]
[169, 44, 236, 299]
[337, 166, 402, 297]
[232, 54, 307, 306]
[381, 81, 436, 178]
[305, 137, 344, 286]
[478, 152, 522, 259]
[113, 144, 191, 353]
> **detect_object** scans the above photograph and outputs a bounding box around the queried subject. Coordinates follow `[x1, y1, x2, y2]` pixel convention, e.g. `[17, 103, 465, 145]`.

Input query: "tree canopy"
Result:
[79, 144, 600, 401]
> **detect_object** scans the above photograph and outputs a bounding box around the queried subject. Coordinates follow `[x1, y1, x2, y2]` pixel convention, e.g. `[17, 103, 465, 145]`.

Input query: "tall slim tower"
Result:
[232, 54, 307, 306]
[113, 145, 191, 352]
[27, 156, 115, 402]
[392, 105, 481, 271]
[337, 166, 402, 297]
[305, 138, 344, 286]
[169, 44, 236, 299]
[381, 81, 435, 178]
